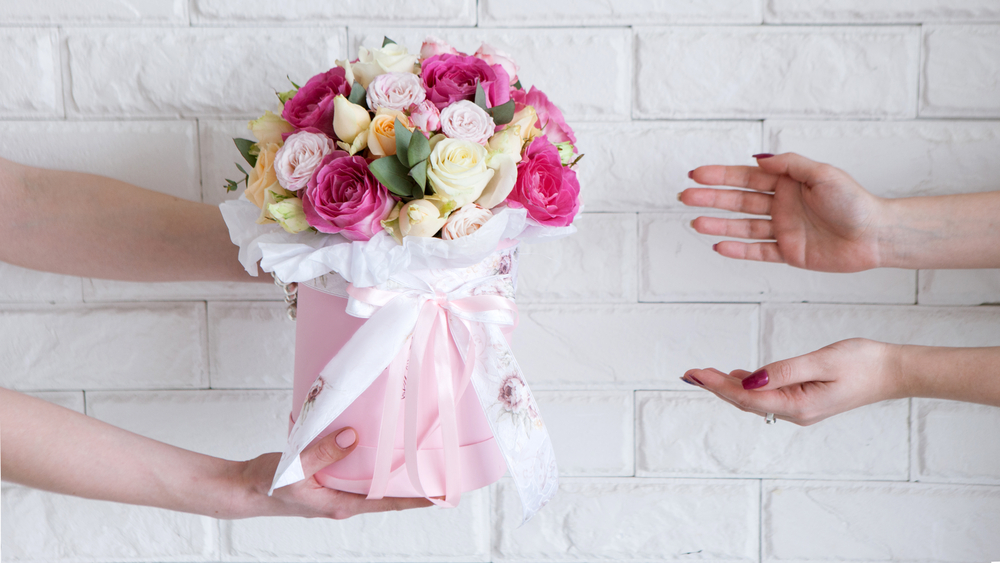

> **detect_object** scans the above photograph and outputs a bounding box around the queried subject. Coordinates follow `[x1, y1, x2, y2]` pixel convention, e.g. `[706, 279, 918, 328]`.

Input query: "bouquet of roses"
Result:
[221, 36, 580, 524]
[226, 36, 580, 246]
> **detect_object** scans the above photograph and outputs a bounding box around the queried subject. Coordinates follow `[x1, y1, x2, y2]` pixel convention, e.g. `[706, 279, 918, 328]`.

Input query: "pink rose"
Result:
[506, 137, 579, 228]
[420, 36, 460, 61]
[421, 54, 511, 110]
[301, 152, 396, 241]
[512, 86, 576, 145]
[440, 100, 494, 145]
[282, 67, 352, 139]
[474, 43, 519, 86]
[366, 72, 426, 112]
[408, 100, 441, 133]
[442, 203, 493, 240]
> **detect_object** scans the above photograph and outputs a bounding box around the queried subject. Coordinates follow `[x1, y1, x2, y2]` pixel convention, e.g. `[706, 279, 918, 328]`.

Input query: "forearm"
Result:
[0, 388, 247, 518]
[878, 191, 1000, 269]
[891, 345, 1000, 406]
[0, 157, 265, 282]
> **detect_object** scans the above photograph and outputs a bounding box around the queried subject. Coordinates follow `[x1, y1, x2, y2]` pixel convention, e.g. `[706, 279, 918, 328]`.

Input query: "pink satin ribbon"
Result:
[347, 282, 518, 507]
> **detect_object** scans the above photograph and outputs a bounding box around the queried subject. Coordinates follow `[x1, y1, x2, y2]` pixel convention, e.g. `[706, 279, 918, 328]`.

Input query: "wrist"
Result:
[873, 197, 905, 269]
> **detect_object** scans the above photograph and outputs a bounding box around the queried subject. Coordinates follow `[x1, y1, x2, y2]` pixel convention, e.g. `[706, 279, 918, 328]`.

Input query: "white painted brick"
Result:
[517, 214, 636, 304]
[0, 29, 61, 118]
[350, 28, 631, 122]
[480, 0, 760, 25]
[193, 0, 475, 25]
[0, 485, 217, 562]
[0, 263, 83, 304]
[765, 120, 1000, 198]
[635, 27, 919, 119]
[494, 478, 758, 562]
[86, 390, 289, 461]
[577, 121, 760, 213]
[637, 392, 908, 479]
[766, 0, 1000, 23]
[25, 390, 85, 413]
[533, 390, 633, 477]
[914, 399, 1000, 485]
[640, 214, 916, 303]
[66, 29, 347, 118]
[762, 304, 1000, 364]
[921, 25, 1000, 117]
[222, 488, 490, 562]
[0, 303, 207, 391]
[208, 302, 295, 389]
[0, 0, 187, 24]
[83, 279, 283, 303]
[763, 481, 1000, 562]
[0, 120, 200, 201]
[918, 269, 1000, 305]
[200, 119, 255, 206]
[513, 304, 757, 388]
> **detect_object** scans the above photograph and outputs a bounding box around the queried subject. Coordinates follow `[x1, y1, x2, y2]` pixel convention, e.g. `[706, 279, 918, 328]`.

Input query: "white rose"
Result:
[273, 130, 336, 191]
[440, 100, 495, 146]
[399, 199, 447, 238]
[353, 43, 418, 88]
[426, 138, 495, 208]
[442, 203, 493, 240]
[366, 72, 426, 112]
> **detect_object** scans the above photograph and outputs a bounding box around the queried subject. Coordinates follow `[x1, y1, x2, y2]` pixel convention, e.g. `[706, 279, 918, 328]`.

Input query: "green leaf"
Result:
[225, 179, 240, 193]
[394, 118, 414, 167]
[409, 160, 427, 191]
[235, 162, 249, 176]
[287, 75, 301, 89]
[474, 82, 488, 111]
[370, 156, 418, 198]
[486, 99, 515, 125]
[234, 138, 257, 168]
[348, 81, 368, 109]
[512, 79, 523, 90]
[382, 36, 397, 47]
[408, 129, 430, 165]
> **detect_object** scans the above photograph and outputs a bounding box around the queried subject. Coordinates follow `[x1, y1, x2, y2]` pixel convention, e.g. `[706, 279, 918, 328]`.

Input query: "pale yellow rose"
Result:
[248, 111, 294, 145]
[268, 197, 310, 234]
[352, 43, 418, 88]
[475, 154, 518, 209]
[380, 201, 404, 243]
[486, 126, 523, 168]
[508, 106, 542, 142]
[332, 95, 371, 145]
[246, 143, 292, 212]
[426, 138, 495, 208]
[334, 58, 356, 86]
[367, 108, 412, 157]
[399, 198, 447, 238]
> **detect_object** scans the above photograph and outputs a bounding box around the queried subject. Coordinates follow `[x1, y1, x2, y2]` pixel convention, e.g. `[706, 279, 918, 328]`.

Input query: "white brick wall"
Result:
[2, 4, 999, 562]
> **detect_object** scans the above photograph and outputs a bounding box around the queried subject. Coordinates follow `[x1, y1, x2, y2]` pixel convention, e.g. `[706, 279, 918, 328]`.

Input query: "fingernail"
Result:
[335, 428, 357, 448]
[681, 377, 697, 386]
[689, 375, 704, 386]
[742, 369, 768, 390]
[687, 170, 694, 179]
[712, 243, 719, 252]
[752, 153, 774, 159]
[677, 191, 684, 202]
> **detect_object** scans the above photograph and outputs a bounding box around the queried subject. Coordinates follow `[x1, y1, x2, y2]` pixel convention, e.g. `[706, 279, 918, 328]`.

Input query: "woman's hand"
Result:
[679, 153, 888, 273]
[682, 339, 902, 426]
[232, 428, 432, 519]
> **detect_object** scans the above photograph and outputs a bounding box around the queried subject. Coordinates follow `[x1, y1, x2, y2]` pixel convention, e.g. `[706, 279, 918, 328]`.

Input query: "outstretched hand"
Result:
[679, 153, 887, 273]
[682, 339, 901, 426]
[234, 427, 432, 519]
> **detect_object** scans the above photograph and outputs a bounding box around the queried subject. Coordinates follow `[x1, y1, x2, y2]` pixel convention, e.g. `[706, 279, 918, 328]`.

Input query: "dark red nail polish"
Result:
[689, 375, 704, 386]
[687, 170, 694, 179]
[752, 153, 774, 159]
[712, 243, 719, 252]
[742, 369, 768, 390]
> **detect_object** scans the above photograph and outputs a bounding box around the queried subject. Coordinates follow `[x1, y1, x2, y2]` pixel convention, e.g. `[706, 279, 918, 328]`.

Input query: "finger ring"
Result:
[765, 413, 776, 424]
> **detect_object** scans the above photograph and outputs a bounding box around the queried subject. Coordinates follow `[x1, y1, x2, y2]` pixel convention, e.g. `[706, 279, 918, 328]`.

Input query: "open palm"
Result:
[680, 153, 886, 273]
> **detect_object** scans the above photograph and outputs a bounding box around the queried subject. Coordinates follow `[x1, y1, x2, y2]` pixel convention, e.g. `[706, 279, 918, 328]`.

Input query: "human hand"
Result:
[679, 153, 887, 273]
[231, 427, 432, 519]
[681, 338, 902, 426]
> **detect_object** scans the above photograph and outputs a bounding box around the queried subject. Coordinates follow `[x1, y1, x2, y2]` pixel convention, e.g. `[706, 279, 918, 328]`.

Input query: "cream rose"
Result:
[273, 130, 336, 191]
[508, 105, 542, 142]
[399, 199, 447, 238]
[352, 43, 419, 88]
[367, 108, 412, 157]
[426, 138, 495, 208]
[366, 72, 426, 112]
[268, 197, 310, 234]
[249, 111, 294, 145]
[442, 203, 493, 240]
[440, 100, 495, 145]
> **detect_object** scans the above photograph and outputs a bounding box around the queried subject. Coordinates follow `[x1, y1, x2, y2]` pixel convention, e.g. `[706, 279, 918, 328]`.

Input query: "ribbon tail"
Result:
[432, 309, 462, 508]
[367, 337, 410, 500]
[269, 296, 420, 494]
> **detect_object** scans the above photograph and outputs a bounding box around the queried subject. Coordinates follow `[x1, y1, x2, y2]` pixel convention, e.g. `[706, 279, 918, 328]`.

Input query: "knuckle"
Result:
[771, 361, 796, 386]
[314, 439, 344, 465]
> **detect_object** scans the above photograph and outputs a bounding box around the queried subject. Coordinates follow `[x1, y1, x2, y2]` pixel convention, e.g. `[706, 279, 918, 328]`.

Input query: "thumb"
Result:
[740, 354, 817, 391]
[755, 152, 828, 185]
[299, 427, 358, 479]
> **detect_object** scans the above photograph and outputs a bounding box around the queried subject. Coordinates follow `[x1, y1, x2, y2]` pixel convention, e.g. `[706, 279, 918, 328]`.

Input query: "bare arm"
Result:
[0, 388, 430, 518]
[0, 156, 265, 282]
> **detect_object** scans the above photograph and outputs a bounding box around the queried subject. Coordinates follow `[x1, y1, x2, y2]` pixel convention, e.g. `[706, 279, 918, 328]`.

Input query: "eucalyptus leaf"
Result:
[487, 99, 515, 125]
[408, 130, 430, 165]
[382, 36, 397, 47]
[474, 82, 488, 111]
[409, 160, 427, 191]
[394, 119, 414, 167]
[233, 138, 258, 167]
[370, 156, 418, 198]
[235, 162, 249, 176]
[348, 82, 368, 109]
[225, 179, 240, 193]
